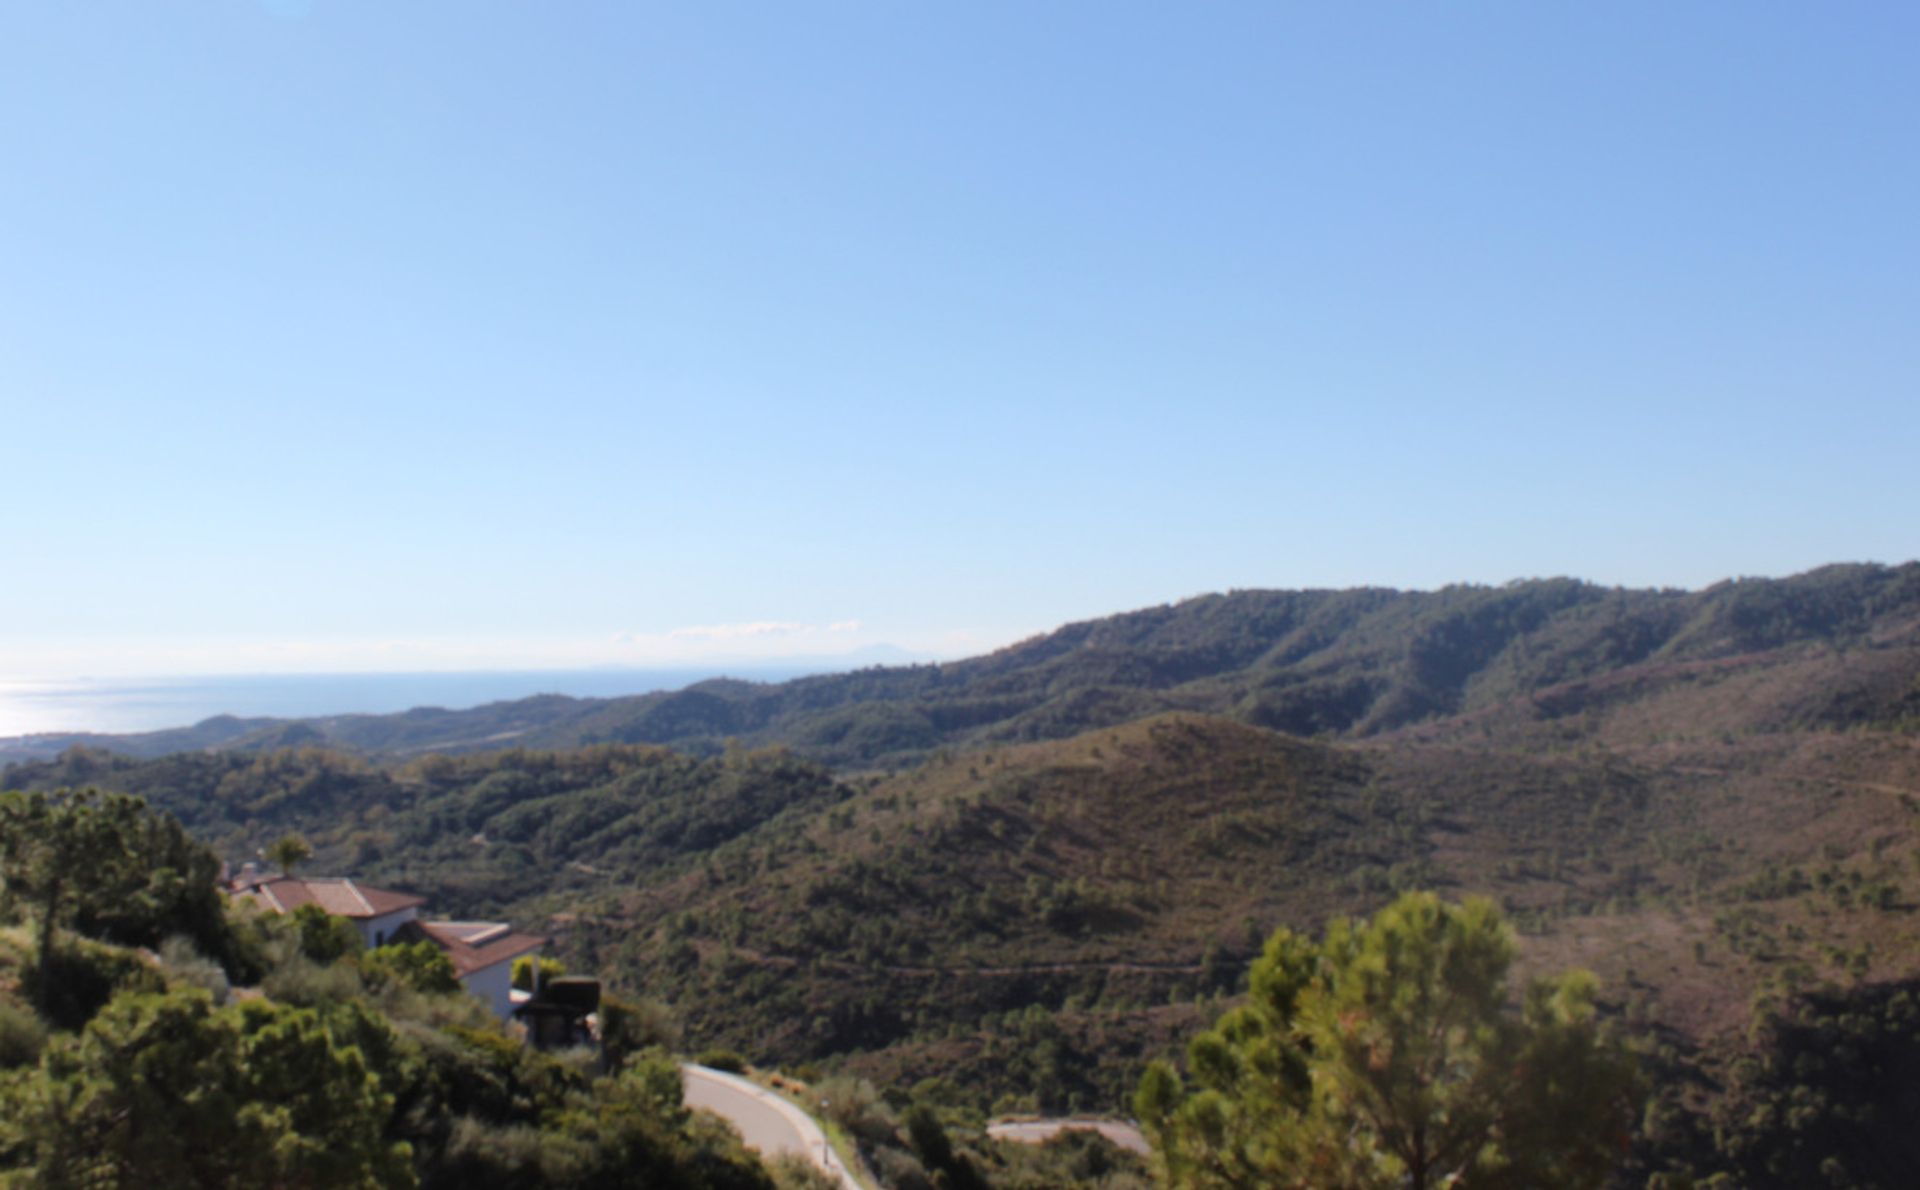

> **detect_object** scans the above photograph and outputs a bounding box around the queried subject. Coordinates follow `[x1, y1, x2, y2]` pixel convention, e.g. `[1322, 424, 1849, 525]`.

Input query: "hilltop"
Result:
[6, 561, 1920, 1179]
[7, 562, 1918, 768]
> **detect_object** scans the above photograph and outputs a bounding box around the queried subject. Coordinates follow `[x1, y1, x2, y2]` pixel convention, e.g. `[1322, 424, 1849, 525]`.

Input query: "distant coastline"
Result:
[0, 657, 919, 740]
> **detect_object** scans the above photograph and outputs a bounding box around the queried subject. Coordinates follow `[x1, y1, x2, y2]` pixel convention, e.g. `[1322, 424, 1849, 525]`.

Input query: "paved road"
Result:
[986, 1118, 1151, 1156]
[681, 1064, 864, 1189]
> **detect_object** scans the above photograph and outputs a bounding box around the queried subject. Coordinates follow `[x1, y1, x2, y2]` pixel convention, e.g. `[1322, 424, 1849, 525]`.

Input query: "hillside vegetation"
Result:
[0, 790, 783, 1189]
[5, 562, 1920, 1184]
[8, 563, 1917, 768]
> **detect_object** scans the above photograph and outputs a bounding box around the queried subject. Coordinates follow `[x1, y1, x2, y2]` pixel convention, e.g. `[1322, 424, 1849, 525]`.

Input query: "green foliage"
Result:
[264, 950, 371, 1008]
[792, 1074, 1147, 1190]
[362, 940, 460, 996]
[0, 1002, 46, 1070]
[21, 930, 169, 1031]
[219, 897, 292, 986]
[158, 934, 232, 1004]
[599, 993, 679, 1070]
[597, 713, 1397, 1111]
[903, 1101, 989, 1189]
[973, 1128, 1154, 1190]
[266, 831, 314, 875]
[1643, 979, 1920, 1188]
[0, 790, 780, 1189]
[511, 953, 566, 991]
[428, 1046, 772, 1190]
[0, 788, 227, 1010]
[764, 1152, 843, 1189]
[903, 1101, 957, 1172]
[3, 564, 1917, 1146]
[695, 1047, 748, 1074]
[290, 902, 364, 964]
[0, 967, 777, 1188]
[12, 565, 1914, 772]
[0, 987, 413, 1188]
[1136, 892, 1640, 1189]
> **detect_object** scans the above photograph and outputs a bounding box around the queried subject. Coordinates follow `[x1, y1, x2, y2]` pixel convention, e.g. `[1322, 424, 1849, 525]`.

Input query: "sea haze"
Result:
[0, 664, 870, 739]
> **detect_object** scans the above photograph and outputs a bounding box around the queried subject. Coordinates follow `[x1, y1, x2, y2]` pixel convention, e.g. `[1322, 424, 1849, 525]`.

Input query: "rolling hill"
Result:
[7, 562, 1917, 769]
[6, 561, 1920, 1179]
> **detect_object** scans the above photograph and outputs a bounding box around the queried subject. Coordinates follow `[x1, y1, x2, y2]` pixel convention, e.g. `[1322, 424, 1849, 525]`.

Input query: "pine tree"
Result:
[1136, 892, 1640, 1189]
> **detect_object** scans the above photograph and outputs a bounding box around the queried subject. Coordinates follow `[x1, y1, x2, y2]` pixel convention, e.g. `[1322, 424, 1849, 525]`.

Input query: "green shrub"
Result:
[362, 941, 459, 996]
[263, 956, 366, 1007]
[438, 1117, 556, 1185]
[21, 936, 166, 1031]
[696, 1047, 749, 1074]
[0, 1001, 46, 1068]
[600, 993, 678, 1072]
[159, 935, 230, 1005]
[766, 1153, 841, 1190]
[289, 904, 363, 964]
[510, 954, 566, 991]
[219, 899, 292, 986]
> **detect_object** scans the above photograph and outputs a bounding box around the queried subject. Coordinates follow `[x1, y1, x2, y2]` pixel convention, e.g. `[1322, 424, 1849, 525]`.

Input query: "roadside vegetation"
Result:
[0, 788, 774, 1189]
[1137, 893, 1639, 1188]
[4, 565, 1920, 1185]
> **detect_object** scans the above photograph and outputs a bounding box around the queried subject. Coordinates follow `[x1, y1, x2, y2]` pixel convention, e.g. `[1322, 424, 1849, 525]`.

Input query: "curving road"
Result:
[682, 1064, 864, 1189]
[986, 1118, 1151, 1155]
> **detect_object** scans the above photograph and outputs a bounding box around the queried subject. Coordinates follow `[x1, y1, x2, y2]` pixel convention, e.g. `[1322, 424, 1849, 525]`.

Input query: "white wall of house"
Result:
[462, 959, 516, 1020]
[358, 906, 420, 950]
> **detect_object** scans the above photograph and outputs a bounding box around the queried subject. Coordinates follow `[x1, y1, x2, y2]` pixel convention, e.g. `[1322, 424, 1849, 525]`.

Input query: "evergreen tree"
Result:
[1136, 892, 1639, 1189]
[0, 789, 226, 1012]
[266, 832, 314, 876]
[0, 988, 411, 1188]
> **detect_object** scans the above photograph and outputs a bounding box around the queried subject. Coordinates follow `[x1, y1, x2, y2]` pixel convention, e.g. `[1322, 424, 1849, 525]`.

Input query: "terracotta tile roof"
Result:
[233, 876, 426, 920]
[395, 919, 547, 978]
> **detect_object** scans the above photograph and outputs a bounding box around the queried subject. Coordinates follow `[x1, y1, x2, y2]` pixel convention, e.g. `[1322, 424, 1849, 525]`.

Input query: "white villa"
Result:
[229, 869, 425, 948]
[392, 919, 548, 1019]
[228, 867, 546, 1021]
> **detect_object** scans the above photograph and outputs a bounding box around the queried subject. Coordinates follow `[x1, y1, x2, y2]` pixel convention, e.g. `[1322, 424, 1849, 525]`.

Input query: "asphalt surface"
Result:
[681, 1064, 864, 1189]
[985, 1118, 1152, 1155]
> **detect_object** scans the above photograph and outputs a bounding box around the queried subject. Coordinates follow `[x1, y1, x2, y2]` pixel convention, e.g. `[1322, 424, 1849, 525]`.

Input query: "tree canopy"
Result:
[0, 788, 227, 1014]
[1136, 892, 1640, 1189]
[0, 787, 782, 1189]
[266, 832, 314, 876]
[0, 987, 411, 1188]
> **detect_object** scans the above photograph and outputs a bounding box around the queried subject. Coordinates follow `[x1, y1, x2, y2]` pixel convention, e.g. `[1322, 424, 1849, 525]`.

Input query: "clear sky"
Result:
[3, 2, 1916, 678]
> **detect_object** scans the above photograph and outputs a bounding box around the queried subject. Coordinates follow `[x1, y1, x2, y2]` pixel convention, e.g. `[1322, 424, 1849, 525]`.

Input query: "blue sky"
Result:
[3, 2, 1916, 677]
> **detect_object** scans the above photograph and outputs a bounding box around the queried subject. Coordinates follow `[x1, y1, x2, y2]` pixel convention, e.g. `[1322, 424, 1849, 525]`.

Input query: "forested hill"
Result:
[7, 562, 1918, 768]
[6, 562, 1920, 1176]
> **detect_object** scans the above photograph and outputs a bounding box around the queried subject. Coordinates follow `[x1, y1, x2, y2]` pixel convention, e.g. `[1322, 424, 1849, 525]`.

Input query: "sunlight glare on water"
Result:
[0, 679, 106, 737]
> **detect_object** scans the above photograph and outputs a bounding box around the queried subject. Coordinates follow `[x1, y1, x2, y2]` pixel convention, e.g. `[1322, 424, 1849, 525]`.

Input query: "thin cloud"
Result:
[667, 621, 809, 642]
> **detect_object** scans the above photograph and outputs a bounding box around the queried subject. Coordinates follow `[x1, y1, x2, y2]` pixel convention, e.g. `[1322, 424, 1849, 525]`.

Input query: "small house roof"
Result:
[234, 876, 426, 920]
[395, 919, 547, 978]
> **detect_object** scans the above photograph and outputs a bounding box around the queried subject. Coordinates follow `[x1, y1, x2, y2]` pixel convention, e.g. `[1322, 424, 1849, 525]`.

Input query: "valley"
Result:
[5, 563, 1920, 1183]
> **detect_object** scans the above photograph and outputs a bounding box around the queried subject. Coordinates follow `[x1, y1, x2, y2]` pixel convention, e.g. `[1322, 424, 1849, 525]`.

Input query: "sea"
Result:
[0, 665, 843, 740]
